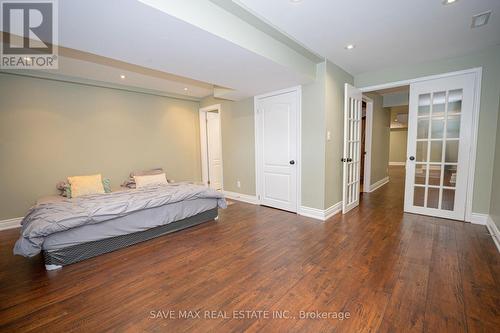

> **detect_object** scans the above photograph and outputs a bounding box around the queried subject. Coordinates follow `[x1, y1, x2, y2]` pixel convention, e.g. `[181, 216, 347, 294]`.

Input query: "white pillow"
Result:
[134, 173, 168, 188]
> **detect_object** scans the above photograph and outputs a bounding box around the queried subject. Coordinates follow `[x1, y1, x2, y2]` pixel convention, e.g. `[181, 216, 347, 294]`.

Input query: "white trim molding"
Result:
[486, 216, 500, 253]
[368, 177, 389, 193]
[298, 201, 342, 221]
[223, 191, 259, 205]
[0, 217, 22, 231]
[469, 213, 488, 225]
[389, 162, 406, 166]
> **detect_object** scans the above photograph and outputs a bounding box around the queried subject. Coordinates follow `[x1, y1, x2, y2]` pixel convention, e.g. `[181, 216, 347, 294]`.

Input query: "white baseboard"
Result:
[223, 191, 259, 205]
[389, 162, 406, 166]
[368, 177, 389, 193]
[299, 201, 342, 221]
[0, 217, 22, 231]
[469, 213, 488, 225]
[486, 216, 500, 253]
[324, 201, 343, 220]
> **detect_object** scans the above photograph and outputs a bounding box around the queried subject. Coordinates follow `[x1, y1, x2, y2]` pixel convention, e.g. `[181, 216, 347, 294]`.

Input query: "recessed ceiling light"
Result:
[345, 44, 355, 50]
[442, 0, 457, 5]
[471, 11, 491, 28]
[183, 87, 188, 91]
[120, 74, 126, 79]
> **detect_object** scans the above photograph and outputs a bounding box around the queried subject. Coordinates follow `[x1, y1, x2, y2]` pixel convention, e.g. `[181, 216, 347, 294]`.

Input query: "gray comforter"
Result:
[14, 183, 226, 257]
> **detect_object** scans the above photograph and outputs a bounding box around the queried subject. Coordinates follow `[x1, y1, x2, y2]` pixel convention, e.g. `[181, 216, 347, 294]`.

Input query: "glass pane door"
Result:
[405, 74, 474, 220]
[343, 84, 363, 214]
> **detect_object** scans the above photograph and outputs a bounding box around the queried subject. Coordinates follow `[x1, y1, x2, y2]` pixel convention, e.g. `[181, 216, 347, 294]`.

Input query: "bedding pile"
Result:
[14, 183, 226, 257]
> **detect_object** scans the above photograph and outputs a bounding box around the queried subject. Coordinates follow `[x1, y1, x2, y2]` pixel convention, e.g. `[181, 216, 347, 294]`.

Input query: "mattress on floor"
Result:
[42, 198, 218, 251]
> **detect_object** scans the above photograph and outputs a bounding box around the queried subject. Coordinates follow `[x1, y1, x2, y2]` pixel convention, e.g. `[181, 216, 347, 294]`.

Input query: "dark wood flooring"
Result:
[1, 167, 499, 332]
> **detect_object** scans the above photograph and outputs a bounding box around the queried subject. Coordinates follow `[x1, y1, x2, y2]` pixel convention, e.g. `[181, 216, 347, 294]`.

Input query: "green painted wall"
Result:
[301, 60, 354, 210]
[355, 45, 500, 214]
[199, 96, 256, 196]
[301, 62, 327, 209]
[0, 73, 202, 220]
[489, 95, 500, 231]
[325, 61, 354, 208]
[389, 107, 409, 163]
[390, 130, 408, 163]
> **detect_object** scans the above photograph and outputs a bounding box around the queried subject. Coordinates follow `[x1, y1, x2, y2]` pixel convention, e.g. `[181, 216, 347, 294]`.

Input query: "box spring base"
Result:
[43, 208, 218, 270]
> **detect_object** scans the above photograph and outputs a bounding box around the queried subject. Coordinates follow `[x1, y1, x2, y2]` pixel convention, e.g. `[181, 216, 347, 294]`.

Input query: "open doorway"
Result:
[360, 100, 367, 192]
[359, 98, 372, 194]
[359, 69, 481, 222]
[199, 104, 223, 191]
[360, 86, 409, 200]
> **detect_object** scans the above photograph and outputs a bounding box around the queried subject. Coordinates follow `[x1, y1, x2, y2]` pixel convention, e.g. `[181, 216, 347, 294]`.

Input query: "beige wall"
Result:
[366, 93, 390, 185]
[355, 45, 500, 214]
[199, 96, 255, 196]
[325, 61, 354, 208]
[489, 95, 500, 230]
[0, 73, 202, 220]
[389, 107, 408, 163]
[389, 130, 408, 163]
[301, 60, 354, 210]
[301, 62, 326, 209]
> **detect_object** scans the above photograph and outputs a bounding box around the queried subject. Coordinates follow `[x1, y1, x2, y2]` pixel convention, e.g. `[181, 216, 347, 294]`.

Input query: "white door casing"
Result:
[404, 73, 475, 220]
[342, 84, 363, 214]
[255, 87, 300, 213]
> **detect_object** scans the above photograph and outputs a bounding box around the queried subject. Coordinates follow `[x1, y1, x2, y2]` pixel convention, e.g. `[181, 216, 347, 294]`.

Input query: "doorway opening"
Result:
[199, 104, 223, 191]
[358, 68, 481, 222]
[363, 86, 409, 203]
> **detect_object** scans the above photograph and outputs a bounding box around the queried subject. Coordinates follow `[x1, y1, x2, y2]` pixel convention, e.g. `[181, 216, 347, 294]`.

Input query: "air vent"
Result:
[471, 11, 491, 28]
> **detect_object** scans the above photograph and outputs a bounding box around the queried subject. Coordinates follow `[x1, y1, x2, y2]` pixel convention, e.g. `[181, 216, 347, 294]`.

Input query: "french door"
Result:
[404, 73, 475, 220]
[342, 84, 363, 214]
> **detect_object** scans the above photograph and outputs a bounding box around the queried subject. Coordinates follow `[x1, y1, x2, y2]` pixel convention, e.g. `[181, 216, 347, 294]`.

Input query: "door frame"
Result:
[254, 86, 302, 211]
[359, 67, 482, 223]
[361, 95, 373, 192]
[199, 104, 223, 189]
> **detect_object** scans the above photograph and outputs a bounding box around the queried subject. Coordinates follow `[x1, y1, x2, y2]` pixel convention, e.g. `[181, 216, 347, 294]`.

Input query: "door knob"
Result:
[409, 156, 415, 161]
[289, 160, 295, 165]
[347, 158, 353, 162]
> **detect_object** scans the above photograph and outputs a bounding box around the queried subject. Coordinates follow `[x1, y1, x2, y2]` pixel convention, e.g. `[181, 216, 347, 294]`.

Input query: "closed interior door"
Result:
[256, 90, 298, 212]
[206, 111, 223, 191]
[405, 73, 474, 220]
[342, 84, 363, 214]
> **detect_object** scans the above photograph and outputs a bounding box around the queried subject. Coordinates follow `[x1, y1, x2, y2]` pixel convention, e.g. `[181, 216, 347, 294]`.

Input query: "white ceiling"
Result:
[237, 0, 500, 74]
[55, 0, 312, 100]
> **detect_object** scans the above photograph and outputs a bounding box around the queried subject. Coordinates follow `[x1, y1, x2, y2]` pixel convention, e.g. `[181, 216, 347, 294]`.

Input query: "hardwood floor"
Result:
[1, 166, 499, 332]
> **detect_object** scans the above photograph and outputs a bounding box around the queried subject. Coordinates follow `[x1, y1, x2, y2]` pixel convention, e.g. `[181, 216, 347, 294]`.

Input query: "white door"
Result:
[342, 84, 363, 214]
[256, 90, 298, 212]
[206, 112, 223, 191]
[404, 73, 474, 220]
